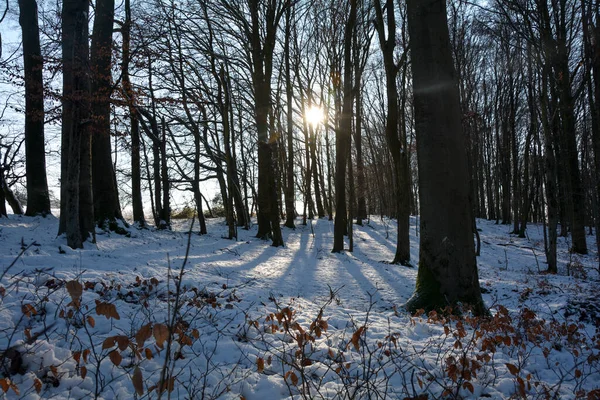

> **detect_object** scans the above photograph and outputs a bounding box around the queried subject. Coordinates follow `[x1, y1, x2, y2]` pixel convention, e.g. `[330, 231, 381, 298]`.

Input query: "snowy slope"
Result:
[0, 214, 598, 399]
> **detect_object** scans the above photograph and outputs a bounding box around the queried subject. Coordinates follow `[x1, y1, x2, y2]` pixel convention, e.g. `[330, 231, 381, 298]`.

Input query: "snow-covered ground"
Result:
[0, 214, 598, 399]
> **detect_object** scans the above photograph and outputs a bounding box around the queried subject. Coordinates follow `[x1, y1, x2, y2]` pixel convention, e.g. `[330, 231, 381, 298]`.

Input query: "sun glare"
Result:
[305, 106, 324, 127]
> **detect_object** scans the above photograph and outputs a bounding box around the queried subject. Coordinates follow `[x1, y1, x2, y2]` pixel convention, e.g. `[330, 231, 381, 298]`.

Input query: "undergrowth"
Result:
[0, 232, 599, 399]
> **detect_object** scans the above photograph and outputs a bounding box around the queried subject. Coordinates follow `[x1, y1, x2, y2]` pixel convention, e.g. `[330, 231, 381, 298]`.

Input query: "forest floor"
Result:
[0, 214, 598, 399]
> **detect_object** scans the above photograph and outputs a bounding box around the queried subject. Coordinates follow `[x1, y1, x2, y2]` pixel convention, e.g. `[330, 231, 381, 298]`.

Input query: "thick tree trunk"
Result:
[19, 0, 51, 217]
[59, 0, 91, 249]
[249, 0, 284, 247]
[405, 0, 485, 315]
[91, 0, 123, 230]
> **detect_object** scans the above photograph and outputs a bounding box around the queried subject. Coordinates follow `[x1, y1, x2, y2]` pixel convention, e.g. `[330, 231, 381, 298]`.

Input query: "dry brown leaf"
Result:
[284, 371, 298, 386]
[116, 336, 130, 351]
[136, 324, 153, 347]
[21, 304, 37, 317]
[102, 337, 116, 350]
[33, 378, 42, 394]
[349, 326, 366, 351]
[0, 378, 9, 393]
[83, 349, 90, 363]
[257, 357, 264, 373]
[463, 381, 474, 394]
[81, 366, 87, 379]
[145, 348, 153, 360]
[73, 351, 81, 364]
[153, 324, 169, 348]
[96, 302, 121, 320]
[109, 350, 122, 366]
[66, 280, 83, 300]
[132, 366, 144, 396]
[506, 363, 520, 376]
[86, 316, 95, 328]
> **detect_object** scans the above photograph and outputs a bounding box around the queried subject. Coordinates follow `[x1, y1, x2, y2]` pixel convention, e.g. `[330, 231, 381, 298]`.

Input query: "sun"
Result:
[305, 106, 324, 127]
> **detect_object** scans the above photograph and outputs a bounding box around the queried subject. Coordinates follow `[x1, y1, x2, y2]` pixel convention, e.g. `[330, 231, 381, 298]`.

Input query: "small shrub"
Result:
[204, 206, 226, 219]
[172, 205, 196, 219]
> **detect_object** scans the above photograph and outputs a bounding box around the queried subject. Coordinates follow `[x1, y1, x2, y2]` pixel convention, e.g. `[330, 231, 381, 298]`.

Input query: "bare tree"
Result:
[373, 0, 411, 264]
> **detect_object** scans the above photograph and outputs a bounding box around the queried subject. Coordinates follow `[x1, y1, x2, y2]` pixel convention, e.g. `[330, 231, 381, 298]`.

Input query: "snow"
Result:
[0, 214, 598, 399]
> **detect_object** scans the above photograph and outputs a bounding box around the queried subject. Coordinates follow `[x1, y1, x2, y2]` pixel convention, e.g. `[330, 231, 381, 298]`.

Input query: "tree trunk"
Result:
[373, 0, 410, 264]
[91, 0, 123, 230]
[221, 66, 237, 240]
[283, 9, 296, 229]
[310, 125, 325, 218]
[2, 178, 23, 215]
[248, 0, 284, 247]
[122, 0, 145, 227]
[0, 171, 7, 217]
[59, 0, 91, 249]
[332, 0, 357, 253]
[540, 65, 558, 274]
[584, 1, 600, 269]
[19, 0, 51, 217]
[159, 117, 170, 229]
[354, 36, 367, 225]
[405, 0, 485, 315]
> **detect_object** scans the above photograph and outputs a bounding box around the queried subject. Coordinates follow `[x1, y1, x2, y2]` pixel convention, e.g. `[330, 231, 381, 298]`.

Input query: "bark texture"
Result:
[405, 0, 485, 315]
[19, 0, 51, 217]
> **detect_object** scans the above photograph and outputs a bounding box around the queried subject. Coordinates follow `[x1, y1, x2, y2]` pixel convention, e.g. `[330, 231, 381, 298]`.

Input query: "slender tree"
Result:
[373, 0, 411, 264]
[122, 0, 146, 227]
[283, 5, 296, 229]
[332, 0, 357, 253]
